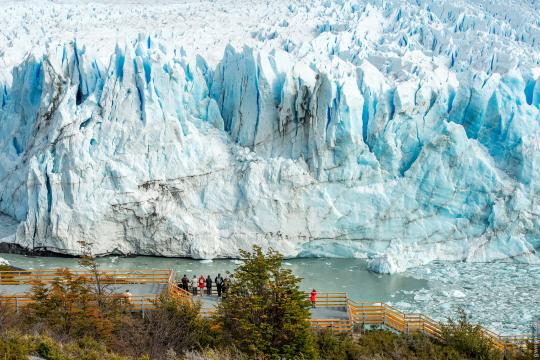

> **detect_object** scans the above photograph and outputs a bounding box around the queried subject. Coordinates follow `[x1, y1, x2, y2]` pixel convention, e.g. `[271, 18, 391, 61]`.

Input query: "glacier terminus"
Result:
[0, 0, 539, 273]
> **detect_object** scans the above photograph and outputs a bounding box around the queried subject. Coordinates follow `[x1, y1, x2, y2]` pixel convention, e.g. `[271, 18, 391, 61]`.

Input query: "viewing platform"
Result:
[0, 268, 537, 353]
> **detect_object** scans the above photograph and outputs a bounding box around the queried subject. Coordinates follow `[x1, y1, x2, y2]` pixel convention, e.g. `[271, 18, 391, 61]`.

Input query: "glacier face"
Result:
[0, 0, 540, 273]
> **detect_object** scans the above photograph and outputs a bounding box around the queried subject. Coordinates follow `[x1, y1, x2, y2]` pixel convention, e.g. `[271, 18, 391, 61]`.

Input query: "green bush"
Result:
[314, 330, 362, 359]
[0, 330, 33, 359]
[315, 330, 465, 360]
[215, 246, 315, 359]
[35, 336, 64, 359]
[0, 331, 130, 360]
[441, 308, 502, 360]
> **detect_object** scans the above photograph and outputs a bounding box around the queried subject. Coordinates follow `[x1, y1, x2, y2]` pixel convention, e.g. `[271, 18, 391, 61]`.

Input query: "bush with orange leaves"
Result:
[24, 268, 131, 342]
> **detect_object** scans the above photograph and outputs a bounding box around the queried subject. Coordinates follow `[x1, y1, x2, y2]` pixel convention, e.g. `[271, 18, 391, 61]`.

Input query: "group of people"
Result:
[176, 274, 318, 306]
[178, 273, 231, 297]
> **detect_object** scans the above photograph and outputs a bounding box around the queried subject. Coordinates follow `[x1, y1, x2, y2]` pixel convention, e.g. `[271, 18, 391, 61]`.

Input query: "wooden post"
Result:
[362, 303, 366, 324]
[141, 298, 145, 318]
[15, 297, 19, 314]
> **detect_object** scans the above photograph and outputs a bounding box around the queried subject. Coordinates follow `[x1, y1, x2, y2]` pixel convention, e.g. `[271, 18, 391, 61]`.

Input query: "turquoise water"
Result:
[0, 254, 427, 302]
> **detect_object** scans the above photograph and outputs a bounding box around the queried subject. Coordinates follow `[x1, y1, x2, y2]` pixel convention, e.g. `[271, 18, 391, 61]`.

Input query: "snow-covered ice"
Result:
[0, 0, 539, 272]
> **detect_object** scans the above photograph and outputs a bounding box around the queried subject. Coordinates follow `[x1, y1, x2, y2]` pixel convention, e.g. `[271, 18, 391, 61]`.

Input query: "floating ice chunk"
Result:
[450, 290, 466, 298]
[414, 290, 432, 301]
[395, 301, 412, 309]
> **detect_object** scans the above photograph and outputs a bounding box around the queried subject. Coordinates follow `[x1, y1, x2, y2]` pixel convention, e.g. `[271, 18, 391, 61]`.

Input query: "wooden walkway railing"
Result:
[0, 269, 176, 313]
[0, 269, 172, 286]
[307, 293, 538, 353]
[347, 299, 538, 352]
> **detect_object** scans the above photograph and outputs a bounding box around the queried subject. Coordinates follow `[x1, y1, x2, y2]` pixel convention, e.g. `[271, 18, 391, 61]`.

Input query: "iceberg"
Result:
[0, 0, 539, 273]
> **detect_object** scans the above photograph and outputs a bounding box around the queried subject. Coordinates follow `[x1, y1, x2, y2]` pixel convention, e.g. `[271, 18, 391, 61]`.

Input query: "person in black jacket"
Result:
[222, 276, 230, 299]
[206, 275, 213, 296]
[215, 273, 224, 297]
[181, 274, 189, 291]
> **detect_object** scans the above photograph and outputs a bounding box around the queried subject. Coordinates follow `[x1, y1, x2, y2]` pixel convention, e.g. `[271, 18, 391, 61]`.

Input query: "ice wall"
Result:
[0, 35, 539, 273]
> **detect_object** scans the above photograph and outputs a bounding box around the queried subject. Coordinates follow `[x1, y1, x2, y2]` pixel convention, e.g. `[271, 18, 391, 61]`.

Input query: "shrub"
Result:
[183, 348, 246, 360]
[441, 308, 502, 360]
[314, 330, 362, 360]
[0, 331, 130, 360]
[115, 294, 214, 359]
[0, 330, 33, 359]
[24, 268, 130, 342]
[215, 246, 315, 359]
[0, 298, 18, 332]
[316, 329, 466, 360]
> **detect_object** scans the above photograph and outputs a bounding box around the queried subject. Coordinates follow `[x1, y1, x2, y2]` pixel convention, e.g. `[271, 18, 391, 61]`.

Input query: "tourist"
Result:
[310, 288, 317, 308]
[215, 273, 224, 297]
[191, 275, 198, 295]
[181, 274, 189, 291]
[222, 276, 230, 298]
[124, 289, 132, 304]
[198, 275, 206, 296]
[206, 275, 213, 296]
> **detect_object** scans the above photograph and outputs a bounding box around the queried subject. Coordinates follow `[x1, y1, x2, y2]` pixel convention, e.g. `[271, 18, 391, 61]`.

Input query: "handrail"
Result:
[0, 269, 172, 285]
[0, 269, 172, 273]
[307, 294, 538, 349]
[346, 299, 537, 351]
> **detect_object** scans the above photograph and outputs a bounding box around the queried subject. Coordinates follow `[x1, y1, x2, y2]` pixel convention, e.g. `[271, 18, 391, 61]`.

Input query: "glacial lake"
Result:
[0, 254, 426, 301]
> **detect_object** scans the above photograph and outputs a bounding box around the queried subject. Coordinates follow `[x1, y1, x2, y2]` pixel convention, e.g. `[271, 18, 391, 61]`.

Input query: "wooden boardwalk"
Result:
[0, 269, 537, 353]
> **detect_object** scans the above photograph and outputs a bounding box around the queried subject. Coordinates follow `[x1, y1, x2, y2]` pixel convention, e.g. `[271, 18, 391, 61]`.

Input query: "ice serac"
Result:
[0, 20, 539, 272]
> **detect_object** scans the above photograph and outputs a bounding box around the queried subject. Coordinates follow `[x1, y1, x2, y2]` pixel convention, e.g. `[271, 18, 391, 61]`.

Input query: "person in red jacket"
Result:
[310, 289, 317, 308]
[198, 275, 206, 296]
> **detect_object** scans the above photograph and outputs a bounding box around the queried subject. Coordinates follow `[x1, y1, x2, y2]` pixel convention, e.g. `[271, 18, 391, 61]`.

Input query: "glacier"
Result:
[0, 0, 540, 273]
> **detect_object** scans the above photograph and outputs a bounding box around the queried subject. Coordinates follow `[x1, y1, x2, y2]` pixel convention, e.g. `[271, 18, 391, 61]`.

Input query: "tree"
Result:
[441, 307, 500, 360]
[25, 268, 127, 342]
[215, 246, 315, 359]
[78, 239, 106, 302]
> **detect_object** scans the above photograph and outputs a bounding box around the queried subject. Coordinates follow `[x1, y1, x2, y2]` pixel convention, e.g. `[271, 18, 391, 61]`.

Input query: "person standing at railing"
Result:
[206, 275, 213, 296]
[191, 275, 198, 295]
[310, 289, 317, 308]
[180, 274, 189, 291]
[198, 275, 206, 296]
[124, 289, 132, 304]
[215, 273, 224, 297]
[222, 276, 230, 298]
